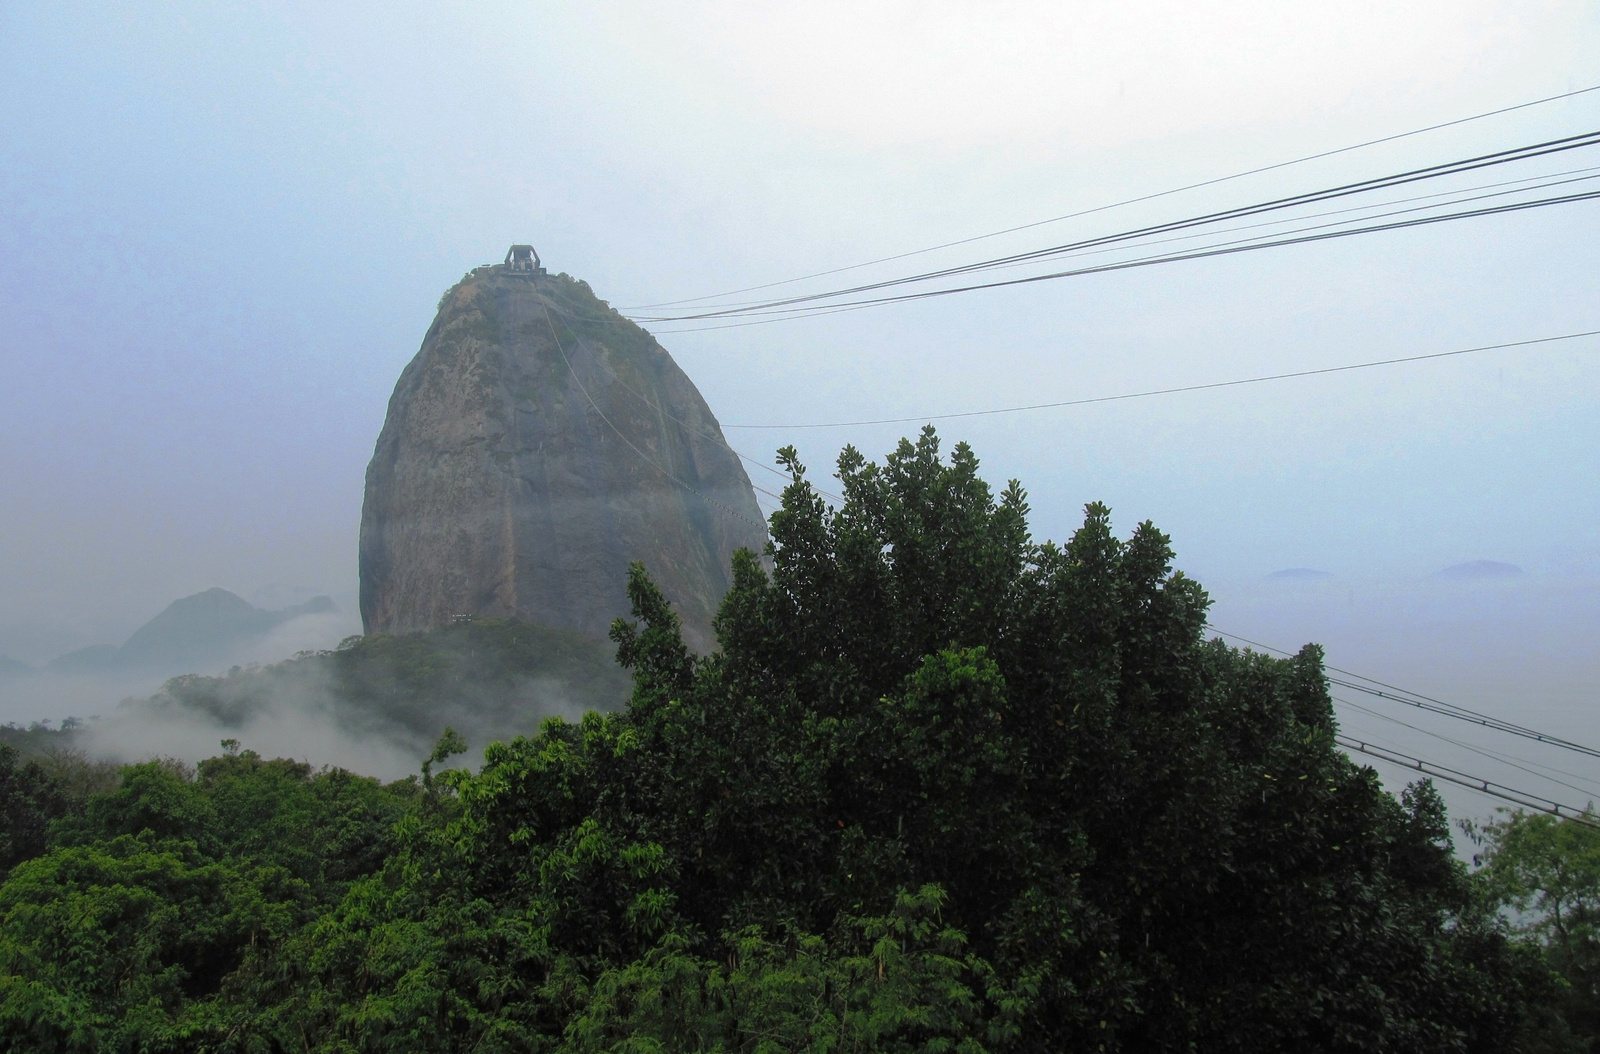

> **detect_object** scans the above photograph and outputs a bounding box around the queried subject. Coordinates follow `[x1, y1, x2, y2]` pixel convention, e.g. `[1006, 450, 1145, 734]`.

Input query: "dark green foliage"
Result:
[0, 720, 83, 759]
[0, 740, 123, 883]
[52, 749, 420, 902]
[1468, 809, 1600, 1051]
[0, 745, 67, 879]
[0, 431, 1570, 1050]
[0, 746, 418, 1050]
[262, 430, 1540, 1050]
[0, 836, 304, 1049]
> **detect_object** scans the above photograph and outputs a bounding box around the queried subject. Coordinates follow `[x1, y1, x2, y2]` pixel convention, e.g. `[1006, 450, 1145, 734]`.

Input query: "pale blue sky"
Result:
[2, 2, 1597, 803]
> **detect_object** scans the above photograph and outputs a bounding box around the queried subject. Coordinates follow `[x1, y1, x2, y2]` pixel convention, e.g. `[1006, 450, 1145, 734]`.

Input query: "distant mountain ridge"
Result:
[45, 588, 337, 676]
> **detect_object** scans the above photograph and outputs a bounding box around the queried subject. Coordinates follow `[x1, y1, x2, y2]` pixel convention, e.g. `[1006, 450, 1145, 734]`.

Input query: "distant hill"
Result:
[1265, 567, 1333, 580]
[120, 588, 335, 669]
[45, 588, 339, 676]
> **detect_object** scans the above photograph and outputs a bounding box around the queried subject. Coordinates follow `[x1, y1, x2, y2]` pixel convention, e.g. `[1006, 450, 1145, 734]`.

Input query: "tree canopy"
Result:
[0, 429, 1585, 1051]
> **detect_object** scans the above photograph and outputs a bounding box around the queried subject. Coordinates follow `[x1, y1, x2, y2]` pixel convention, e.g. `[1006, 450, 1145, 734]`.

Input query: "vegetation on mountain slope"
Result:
[142, 614, 632, 753]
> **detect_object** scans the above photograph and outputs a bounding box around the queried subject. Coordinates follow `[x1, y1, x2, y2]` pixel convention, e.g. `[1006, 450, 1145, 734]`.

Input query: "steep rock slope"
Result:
[359, 265, 767, 652]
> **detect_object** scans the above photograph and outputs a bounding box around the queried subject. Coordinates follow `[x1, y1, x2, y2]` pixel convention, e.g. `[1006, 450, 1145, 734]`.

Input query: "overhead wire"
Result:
[1331, 676, 1600, 760]
[914, 165, 1600, 284]
[720, 328, 1600, 429]
[1211, 627, 1600, 760]
[644, 181, 1600, 328]
[634, 129, 1600, 323]
[1214, 631, 1600, 807]
[539, 162, 1600, 337]
[1335, 736, 1600, 829]
[643, 187, 1600, 335]
[1333, 695, 1600, 801]
[518, 107, 1600, 599]
[630, 82, 1600, 310]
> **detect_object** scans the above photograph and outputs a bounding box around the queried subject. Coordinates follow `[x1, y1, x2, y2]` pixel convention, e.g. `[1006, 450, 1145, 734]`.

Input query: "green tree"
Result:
[1471, 809, 1600, 1050]
[0, 745, 419, 1050]
[266, 429, 1531, 1051]
[0, 744, 67, 879]
[0, 835, 305, 1050]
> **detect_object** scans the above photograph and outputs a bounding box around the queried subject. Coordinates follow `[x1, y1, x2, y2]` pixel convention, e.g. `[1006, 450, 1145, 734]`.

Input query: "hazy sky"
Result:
[2, 3, 1597, 808]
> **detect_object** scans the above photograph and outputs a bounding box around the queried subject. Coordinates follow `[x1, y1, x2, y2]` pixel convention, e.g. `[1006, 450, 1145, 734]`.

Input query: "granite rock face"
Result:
[359, 266, 768, 652]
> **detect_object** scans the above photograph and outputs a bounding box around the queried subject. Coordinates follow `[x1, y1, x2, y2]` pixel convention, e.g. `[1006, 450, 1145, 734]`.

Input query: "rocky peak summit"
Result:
[359, 254, 768, 652]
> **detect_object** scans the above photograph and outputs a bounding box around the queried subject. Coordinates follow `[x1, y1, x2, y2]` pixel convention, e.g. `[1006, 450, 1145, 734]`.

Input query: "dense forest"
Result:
[1, 431, 1595, 1052]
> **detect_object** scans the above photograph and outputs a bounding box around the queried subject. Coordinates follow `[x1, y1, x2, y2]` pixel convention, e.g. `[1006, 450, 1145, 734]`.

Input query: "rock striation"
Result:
[359, 261, 768, 653]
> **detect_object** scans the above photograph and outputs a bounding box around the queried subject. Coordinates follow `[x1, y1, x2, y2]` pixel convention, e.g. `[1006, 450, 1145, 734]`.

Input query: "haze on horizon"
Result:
[1, 2, 1597, 816]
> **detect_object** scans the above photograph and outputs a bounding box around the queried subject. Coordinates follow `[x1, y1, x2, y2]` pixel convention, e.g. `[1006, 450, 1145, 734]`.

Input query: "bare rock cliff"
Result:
[359, 265, 767, 652]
